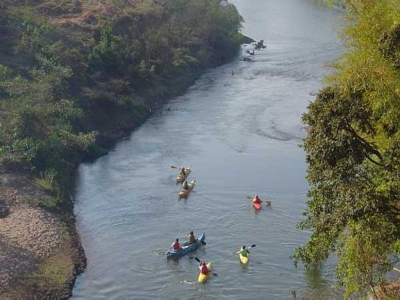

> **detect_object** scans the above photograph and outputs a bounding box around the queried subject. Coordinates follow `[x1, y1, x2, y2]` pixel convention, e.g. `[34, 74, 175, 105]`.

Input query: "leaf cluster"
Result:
[0, 0, 244, 209]
[294, 0, 400, 297]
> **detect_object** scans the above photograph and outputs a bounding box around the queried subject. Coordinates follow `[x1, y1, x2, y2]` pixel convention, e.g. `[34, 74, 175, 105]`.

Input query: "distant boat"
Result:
[240, 44, 255, 61]
[253, 39, 266, 50]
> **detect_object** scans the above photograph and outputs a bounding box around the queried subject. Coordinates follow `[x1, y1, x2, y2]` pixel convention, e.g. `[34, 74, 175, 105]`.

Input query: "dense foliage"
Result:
[294, 0, 400, 297]
[0, 0, 243, 194]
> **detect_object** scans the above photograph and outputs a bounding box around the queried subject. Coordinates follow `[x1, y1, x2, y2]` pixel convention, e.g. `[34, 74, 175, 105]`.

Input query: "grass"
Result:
[22, 194, 60, 210]
[31, 245, 74, 292]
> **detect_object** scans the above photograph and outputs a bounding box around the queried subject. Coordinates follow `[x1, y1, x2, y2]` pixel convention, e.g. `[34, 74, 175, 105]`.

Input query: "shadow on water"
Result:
[299, 265, 342, 299]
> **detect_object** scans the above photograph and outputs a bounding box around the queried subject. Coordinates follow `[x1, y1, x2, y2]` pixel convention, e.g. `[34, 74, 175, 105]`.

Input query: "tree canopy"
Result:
[0, 0, 243, 200]
[294, 0, 400, 297]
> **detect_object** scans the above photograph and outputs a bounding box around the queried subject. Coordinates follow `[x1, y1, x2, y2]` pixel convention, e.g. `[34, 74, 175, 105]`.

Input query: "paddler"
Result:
[182, 180, 189, 190]
[253, 195, 261, 204]
[199, 261, 209, 275]
[188, 231, 196, 244]
[179, 166, 186, 176]
[237, 245, 250, 257]
[171, 238, 182, 251]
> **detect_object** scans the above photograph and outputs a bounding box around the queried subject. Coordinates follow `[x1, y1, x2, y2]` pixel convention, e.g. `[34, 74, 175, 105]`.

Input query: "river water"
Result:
[72, 1, 344, 299]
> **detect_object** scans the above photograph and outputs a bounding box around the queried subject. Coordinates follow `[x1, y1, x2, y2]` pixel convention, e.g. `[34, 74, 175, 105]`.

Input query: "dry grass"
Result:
[5, 0, 143, 27]
[375, 281, 400, 300]
[31, 242, 74, 291]
[1, 239, 76, 299]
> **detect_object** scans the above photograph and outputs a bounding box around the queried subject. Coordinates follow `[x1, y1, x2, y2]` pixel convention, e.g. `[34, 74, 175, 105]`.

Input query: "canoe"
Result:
[176, 165, 191, 183]
[239, 252, 249, 264]
[166, 233, 205, 259]
[253, 202, 261, 211]
[178, 178, 196, 198]
[198, 262, 213, 283]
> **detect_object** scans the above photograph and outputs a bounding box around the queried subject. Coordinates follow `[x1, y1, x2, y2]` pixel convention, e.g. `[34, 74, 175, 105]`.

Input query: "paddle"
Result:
[171, 164, 192, 170]
[246, 195, 272, 206]
[238, 244, 256, 254]
[194, 257, 218, 276]
[246, 244, 256, 253]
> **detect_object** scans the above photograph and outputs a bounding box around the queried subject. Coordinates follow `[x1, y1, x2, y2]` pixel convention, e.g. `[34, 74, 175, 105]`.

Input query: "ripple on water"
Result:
[73, 1, 343, 298]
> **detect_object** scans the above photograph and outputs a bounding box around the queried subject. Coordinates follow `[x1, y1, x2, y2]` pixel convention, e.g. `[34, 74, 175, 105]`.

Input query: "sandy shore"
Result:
[0, 206, 62, 292]
[0, 172, 85, 299]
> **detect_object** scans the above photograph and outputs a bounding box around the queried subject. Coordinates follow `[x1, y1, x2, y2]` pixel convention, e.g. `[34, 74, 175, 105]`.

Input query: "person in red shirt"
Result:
[199, 261, 209, 275]
[253, 195, 261, 204]
[171, 238, 181, 251]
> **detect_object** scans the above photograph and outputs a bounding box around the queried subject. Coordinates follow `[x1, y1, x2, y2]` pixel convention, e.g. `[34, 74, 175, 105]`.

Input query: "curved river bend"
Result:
[72, 1, 343, 299]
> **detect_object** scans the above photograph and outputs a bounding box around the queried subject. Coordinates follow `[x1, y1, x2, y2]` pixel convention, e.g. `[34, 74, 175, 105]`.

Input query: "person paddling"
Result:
[253, 195, 261, 204]
[179, 166, 186, 176]
[199, 261, 210, 275]
[237, 245, 250, 257]
[182, 180, 189, 190]
[171, 238, 181, 251]
[188, 231, 196, 244]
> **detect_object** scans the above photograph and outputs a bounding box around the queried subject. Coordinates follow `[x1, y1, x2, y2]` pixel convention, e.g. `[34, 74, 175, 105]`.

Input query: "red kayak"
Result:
[253, 202, 262, 211]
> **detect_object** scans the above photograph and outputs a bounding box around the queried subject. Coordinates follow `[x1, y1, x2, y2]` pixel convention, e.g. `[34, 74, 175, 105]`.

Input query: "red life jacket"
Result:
[253, 196, 261, 204]
[172, 242, 180, 250]
[201, 264, 209, 275]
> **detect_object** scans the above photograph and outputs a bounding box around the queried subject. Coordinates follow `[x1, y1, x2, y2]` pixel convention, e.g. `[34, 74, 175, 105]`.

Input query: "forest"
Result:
[0, 0, 244, 201]
[294, 0, 400, 298]
[0, 1, 245, 297]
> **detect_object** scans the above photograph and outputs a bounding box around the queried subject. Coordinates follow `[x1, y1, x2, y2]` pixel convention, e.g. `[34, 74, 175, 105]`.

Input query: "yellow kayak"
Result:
[178, 178, 196, 198]
[198, 262, 212, 283]
[176, 165, 191, 183]
[239, 252, 249, 264]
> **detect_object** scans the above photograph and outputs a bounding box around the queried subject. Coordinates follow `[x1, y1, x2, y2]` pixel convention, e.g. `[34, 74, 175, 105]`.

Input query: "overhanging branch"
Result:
[345, 122, 384, 167]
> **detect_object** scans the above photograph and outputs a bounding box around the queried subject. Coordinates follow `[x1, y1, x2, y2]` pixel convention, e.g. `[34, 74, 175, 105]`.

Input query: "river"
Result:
[72, 1, 344, 299]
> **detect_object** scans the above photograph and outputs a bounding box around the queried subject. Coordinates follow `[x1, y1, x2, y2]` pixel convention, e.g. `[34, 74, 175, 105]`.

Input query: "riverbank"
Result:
[0, 166, 86, 299]
[0, 38, 256, 300]
[0, 1, 250, 297]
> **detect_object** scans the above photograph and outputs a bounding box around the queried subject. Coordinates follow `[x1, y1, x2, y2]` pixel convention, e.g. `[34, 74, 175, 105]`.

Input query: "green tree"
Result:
[294, 0, 400, 297]
[0, 57, 96, 181]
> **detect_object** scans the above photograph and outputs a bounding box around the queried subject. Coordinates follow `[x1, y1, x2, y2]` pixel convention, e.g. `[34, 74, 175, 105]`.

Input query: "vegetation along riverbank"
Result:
[294, 0, 400, 298]
[0, 0, 246, 298]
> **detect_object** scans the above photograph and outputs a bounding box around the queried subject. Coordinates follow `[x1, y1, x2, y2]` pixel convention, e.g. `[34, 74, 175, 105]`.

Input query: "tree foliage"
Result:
[0, 57, 96, 180]
[0, 0, 243, 203]
[294, 0, 400, 297]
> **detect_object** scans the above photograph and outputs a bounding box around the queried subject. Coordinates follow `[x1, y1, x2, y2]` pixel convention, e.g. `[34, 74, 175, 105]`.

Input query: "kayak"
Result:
[198, 262, 213, 283]
[166, 233, 205, 259]
[179, 178, 196, 198]
[253, 201, 261, 211]
[176, 165, 191, 183]
[239, 252, 249, 264]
